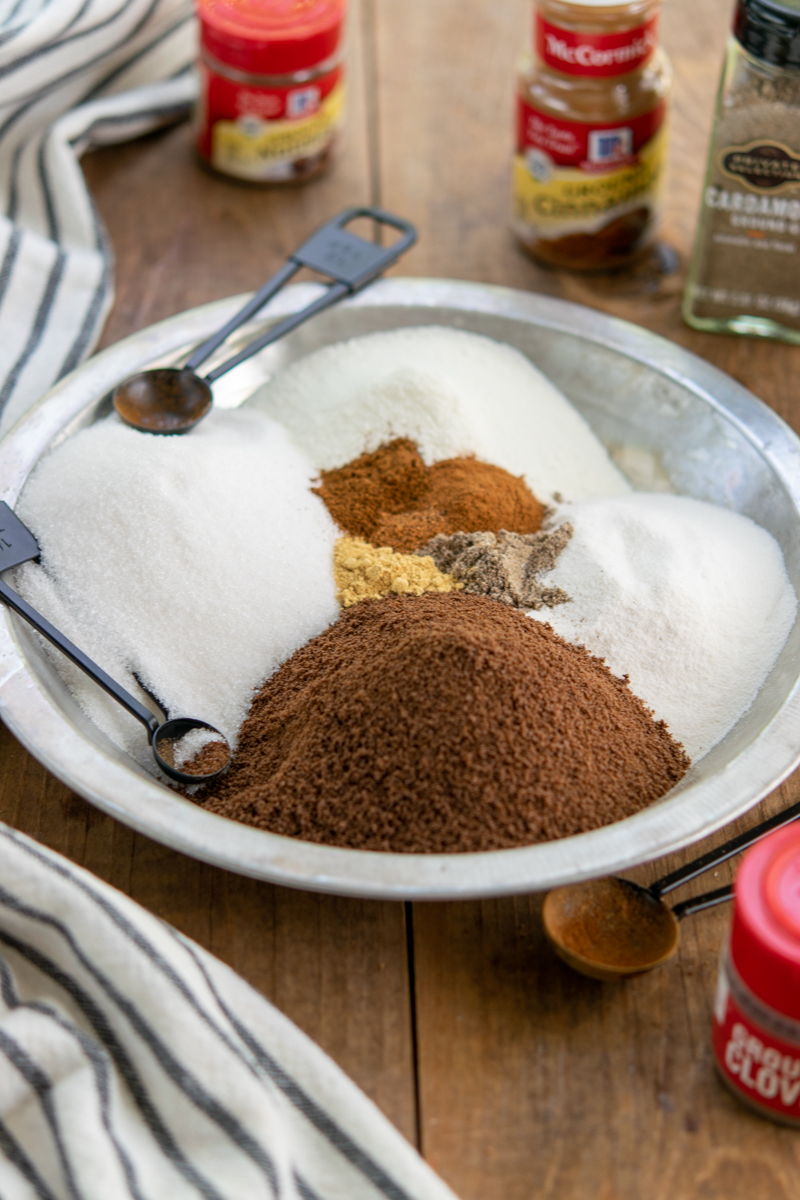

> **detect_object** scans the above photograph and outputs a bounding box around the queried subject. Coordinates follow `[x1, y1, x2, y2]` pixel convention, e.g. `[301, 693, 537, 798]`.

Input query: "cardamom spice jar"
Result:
[683, 0, 800, 342]
[512, 0, 672, 271]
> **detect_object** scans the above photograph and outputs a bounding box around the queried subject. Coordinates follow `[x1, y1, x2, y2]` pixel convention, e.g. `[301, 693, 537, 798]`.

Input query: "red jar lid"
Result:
[731, 824, 800, 1020]
[197, 0, 346, 76]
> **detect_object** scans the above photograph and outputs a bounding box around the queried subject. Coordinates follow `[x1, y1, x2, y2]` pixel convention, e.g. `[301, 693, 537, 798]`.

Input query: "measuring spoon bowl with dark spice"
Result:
[543, 797, 800, 981]
[112, 207, 417, 434]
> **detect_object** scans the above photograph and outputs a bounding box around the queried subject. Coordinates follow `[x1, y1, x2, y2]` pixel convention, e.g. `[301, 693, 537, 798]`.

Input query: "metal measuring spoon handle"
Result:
[0, 503, 230, 784]
[112, 207, 417, 433]
[649, 797, 800, 901]
[189, 206, 417, 376]
[672, 884, 734, 920]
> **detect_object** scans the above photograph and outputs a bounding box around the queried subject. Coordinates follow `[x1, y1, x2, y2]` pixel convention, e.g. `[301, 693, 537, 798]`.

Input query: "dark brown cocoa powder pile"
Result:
[197, 593, 690, 854]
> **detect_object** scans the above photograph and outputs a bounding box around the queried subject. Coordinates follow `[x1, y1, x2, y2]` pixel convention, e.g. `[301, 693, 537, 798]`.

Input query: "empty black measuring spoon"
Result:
[112, 206, 417, 434]
[0, 502, 230, 784]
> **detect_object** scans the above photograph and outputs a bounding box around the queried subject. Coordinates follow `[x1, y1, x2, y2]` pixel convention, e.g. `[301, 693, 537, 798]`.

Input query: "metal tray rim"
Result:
[1, 276, 799, 900]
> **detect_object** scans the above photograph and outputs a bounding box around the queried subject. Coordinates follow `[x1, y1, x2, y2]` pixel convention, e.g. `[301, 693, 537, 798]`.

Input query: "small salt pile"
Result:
[14, 409, 339, 770]
[246, 326, 630, 501]
[529, 494, 797, 759]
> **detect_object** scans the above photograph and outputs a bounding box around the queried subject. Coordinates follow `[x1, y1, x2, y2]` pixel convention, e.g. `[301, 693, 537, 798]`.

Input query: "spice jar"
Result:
[712, 824, 800, 1125]
[512, 0, 672, 271]
[195, 0, 346, 183]
[683, 0, 800, 343]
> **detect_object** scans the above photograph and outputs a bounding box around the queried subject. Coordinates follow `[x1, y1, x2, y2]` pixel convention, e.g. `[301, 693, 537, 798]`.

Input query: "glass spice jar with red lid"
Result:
[195, 0, 346, 183]
[713, 823, 800, 1125]
[512, 0, 672, 271]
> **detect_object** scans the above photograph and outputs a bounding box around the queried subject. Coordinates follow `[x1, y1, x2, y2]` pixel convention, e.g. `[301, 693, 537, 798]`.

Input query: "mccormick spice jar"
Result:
[195, 0, 346, 183]
[512, 0, 672, 271]
[712, 824, 800, 1125]
[683, 0, 800, 344]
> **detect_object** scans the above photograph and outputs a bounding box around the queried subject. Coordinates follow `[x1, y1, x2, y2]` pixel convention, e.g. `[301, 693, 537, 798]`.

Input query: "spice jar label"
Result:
[713, 976, 800, 1124]
[199, 65, 345, 181]
[720, 141, 800, 191]
[535, 14, 659, 78]
[513, 99, 667, 238]
[685, 141, 800, 332]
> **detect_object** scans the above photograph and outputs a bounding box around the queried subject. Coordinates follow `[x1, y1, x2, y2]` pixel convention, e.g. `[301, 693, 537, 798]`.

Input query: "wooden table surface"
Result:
[3, 0, 800, 1195]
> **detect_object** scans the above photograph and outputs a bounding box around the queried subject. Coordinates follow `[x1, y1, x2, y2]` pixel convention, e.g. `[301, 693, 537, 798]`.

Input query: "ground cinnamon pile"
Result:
[197, 593, 690, 853]
[312, 438, 545, 553]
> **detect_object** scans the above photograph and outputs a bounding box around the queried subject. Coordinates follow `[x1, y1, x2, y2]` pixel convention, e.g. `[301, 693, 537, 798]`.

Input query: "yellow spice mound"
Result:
[334, 537, 461, 608]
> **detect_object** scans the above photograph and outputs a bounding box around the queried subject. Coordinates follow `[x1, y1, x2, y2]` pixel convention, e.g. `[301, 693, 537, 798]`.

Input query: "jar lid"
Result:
[731, 824, 800, 1020]
[197, 0, 346, 76]
[734, 0, 800, 69]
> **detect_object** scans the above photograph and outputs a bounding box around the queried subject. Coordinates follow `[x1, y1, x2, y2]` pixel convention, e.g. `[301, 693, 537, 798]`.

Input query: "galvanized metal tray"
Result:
[1, 278, 799, 900]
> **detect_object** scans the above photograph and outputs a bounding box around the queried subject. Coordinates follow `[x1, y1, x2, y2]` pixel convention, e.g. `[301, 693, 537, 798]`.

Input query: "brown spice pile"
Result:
[179, 739, 231, 777]
[197, 593, 689, 854]
[312, 438, 545, 552]
[419, 524, 573, 611]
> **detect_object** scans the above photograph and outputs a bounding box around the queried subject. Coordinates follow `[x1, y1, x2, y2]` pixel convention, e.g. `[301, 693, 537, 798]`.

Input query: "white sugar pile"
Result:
[14, 409, 339, 771]
[529, 494, 797, 759]
[246, 326, 630, 501]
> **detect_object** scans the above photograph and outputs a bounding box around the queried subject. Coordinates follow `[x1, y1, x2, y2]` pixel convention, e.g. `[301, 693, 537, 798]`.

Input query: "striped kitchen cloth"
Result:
[0, 0, 198, 438]
[0, 819, 458, 1200]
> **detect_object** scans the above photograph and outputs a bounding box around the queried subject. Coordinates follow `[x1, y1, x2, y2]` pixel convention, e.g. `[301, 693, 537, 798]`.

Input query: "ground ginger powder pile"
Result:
[313, 438, 545, 552]
[197, 593, 690, 854]
[334, 537, 460, 607]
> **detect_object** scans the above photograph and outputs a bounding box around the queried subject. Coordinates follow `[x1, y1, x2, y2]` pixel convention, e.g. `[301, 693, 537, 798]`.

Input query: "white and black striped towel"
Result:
[0, 820, 458, 1200]
[0, 0, 198, 438]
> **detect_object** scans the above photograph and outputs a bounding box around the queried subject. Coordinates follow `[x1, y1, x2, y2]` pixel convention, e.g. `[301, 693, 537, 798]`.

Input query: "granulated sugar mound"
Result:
[14, 410, 339, 768]
[529, 493, 797, 760]
[246, 326, 630, 501]
[197, 593, 690, 854]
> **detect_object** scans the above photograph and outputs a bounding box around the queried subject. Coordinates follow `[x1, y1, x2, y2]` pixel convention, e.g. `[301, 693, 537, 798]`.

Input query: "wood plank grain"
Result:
[1, 0, 799, 1192]
[411, 785, 800, 1200]
[0, 0, 418, 1144]
[84, 0, 374, 346]
[374, 0, 800, 427]
[0, 718, 418, 1142]
[371, 0, 800, 1195]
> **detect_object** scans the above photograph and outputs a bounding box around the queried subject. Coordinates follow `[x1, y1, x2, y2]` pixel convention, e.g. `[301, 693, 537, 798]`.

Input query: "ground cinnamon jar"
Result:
[195, 0, 346, 183]
[712, 824, 800, 1125]
[512, 0, 672, 270]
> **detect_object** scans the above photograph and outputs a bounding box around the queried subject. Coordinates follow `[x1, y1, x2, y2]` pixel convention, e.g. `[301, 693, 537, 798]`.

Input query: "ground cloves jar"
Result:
[713, 824, 800, 1125]
[195, 0, 346, 183]
[512, 0, 672, 271]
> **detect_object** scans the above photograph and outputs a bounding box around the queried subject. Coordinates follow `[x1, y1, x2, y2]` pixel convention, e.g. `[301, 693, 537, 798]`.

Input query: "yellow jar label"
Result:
[513, 108, 667, 239]
[211, 83, 345, 181]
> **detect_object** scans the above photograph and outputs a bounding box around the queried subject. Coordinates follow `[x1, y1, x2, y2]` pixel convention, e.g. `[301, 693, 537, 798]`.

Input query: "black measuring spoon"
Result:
[0, 502, 230, 784]
[543, 799, 800, 980]
[112, 206, 417, 434]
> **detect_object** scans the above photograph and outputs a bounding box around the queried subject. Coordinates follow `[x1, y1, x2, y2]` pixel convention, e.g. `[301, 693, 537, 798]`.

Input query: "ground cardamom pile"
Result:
[196, 593, 690, 853]
[312, 438, 545, 552]
[419, 524, 573, 610]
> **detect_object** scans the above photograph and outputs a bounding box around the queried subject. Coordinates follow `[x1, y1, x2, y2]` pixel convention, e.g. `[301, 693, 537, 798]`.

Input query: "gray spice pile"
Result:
[418, 524, 573, 610]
